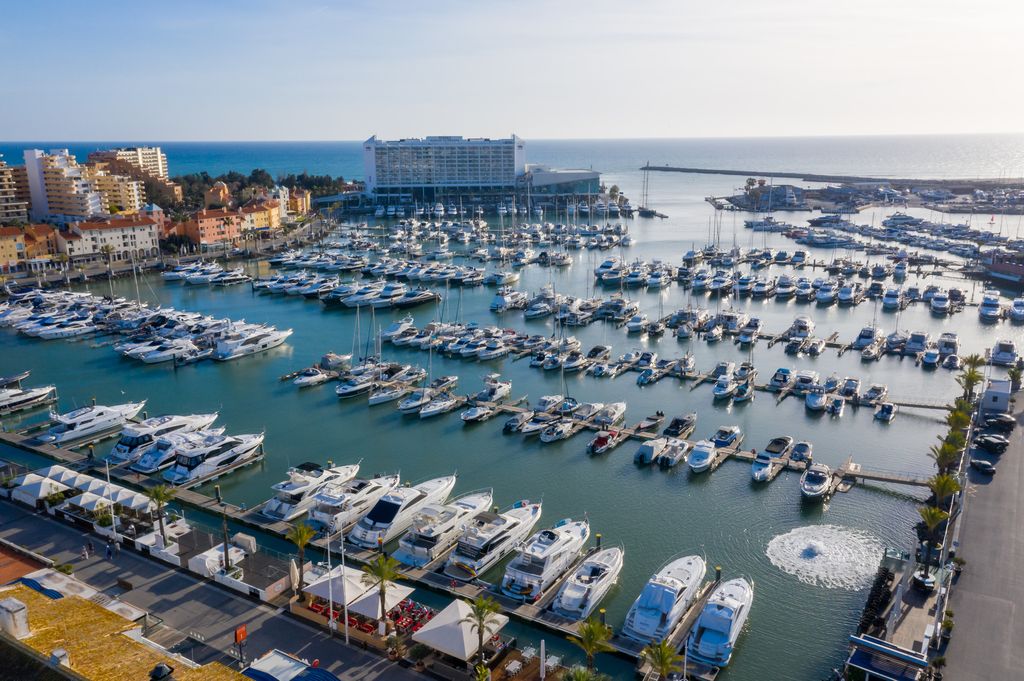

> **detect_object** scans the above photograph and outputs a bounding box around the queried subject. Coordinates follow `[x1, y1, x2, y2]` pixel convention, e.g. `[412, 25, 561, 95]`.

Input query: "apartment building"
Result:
[58, 216, 161, 262]
[86, 163, 147, 213]
[23, 149, 105, 223]
[181, 208, 245, 245]
[0, 158, 29, 224]
[0, 227, 26, 272]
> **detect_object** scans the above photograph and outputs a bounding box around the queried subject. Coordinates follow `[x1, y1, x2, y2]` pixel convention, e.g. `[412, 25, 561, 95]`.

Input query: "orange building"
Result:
[182, 208, 244, 245]
[204, 181, 231, 207]
[23, 224, 58, 260]
[289, 188, 312, 214]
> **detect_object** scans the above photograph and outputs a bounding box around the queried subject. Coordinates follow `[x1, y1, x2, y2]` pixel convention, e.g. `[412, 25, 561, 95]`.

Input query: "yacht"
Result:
[789, 315, 815, 339]
[930, 292, 951, 315]
[0, 384, 57, 415]
[688, 440, 716, 473]
[775, 276, 796, 298]
[212, 327, 292, 360]
[308, 474, 401, 534]
[501, 518, 591, 601]
[750, 451, 774, 482]
[853, 325, 883, 349]
[593, 402, 627, 427]
[768, 367, 792, 391]
[622, 554, 707, 643]
[348, 475, 457, 548]
[804, 385, 827, 412]
[261, 462, 361, 522]
[654, 439, 690, 468]
[162, 432, 264, 485]
[38, 401, 146, 445]
[109, 412, 218, 464]
[904, 331, 930, 356]
[874, 402, 897, 422]
[936, 332, 960, 356]
[393, 489, 494, 567]
[444, 500, 543, 582]
[859, 383, 889, 405]
[792, 370, 820, 395]
[129, 428, 225, 474]
[552, 546, 625, 620]
[1011, 299, 1024, 322]
[921, 344, 941, 368]
[991, 339, 1018, 366]
[711, 425, 743, 448]
[978, 290, 1002, 322]
[419, 394, 461, 418]
[800, 463, 832, 500]
[881, 288, 904, 311]
[712, 375, 738, 400]
[686, 578, 753, 667]
[625, 314, 649, 334]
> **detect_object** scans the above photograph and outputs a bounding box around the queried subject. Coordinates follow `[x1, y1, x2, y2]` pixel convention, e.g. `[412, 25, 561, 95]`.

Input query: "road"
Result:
[0, 501, 419, 679]
[944, 401, 1024, 679]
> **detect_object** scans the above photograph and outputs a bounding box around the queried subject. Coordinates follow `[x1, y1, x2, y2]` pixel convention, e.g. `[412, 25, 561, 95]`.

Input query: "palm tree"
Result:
[100, 244, 115, 268]
[945, 409, 971, 432]
[941, 429, 967, 452]
[962, 353, 986, 371]
[918, 505, 950, 569]
[641, 640, 683, 679]
[567, 617, 614, 670]
[361, 554, 402, 634]
[956, 368, 983, 400]
[564, 668, 611, 681]
[459, 596, 502, 667]
[928, 443, 960, 473]
[927, 474, 961, 507]
[286, 521, 317, 594]
[145, 485, 176, 544]
[1008, 365, 1023, 390]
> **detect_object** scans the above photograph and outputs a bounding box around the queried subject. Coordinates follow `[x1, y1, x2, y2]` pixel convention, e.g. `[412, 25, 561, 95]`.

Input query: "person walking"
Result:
[81, 544, 89, 560]
[105, 542, 113, 560]
[114, 541, 120, 557]
[87, 539, 95, 555]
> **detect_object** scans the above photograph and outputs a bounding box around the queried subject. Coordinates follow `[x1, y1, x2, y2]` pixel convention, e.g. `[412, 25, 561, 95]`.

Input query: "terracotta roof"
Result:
[77, 216, 158, 231]
[197, 208, 240, 219]
[0, 227, 23, 238]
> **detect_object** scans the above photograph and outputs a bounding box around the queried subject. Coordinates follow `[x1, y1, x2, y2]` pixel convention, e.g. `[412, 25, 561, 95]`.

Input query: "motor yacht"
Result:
[991, 339, 1018, 366]
[1011, 299, 1024, 322]
[936, 332, 959, 356]
[978, 290, 1002, 322]
[381, 316, 416, 342]
[712, 375, 738, 400]
[853, 325, 883, 349]
[904, 331, 930, 356]
[792, 370, 820, 395]
[859, 383, 889, 405]
[789, 315, 815, 339]
[688, 440, 716, 473]
[768, 367, 792, 391]
[930, 292, 951, 315]
[552, 546, 625, 620]
[261, 462, 361, 522]
[535, 394, 564, 413]
[38, 401, 146, 445]
[0, 384, 57, 415]
[348, 475, 457, 548]
[501, 518, 590, 601]
[393, 489, 494, 567]
[130, 428, 225, 474]
[336, 373, 377, 399]
[625, 314, 648, 334]
[212, 326, 292, 361]
[800, 462, 832, 500]
[162, 432, 264, 485]
[419, 394, 461, 418]
[108, 412, 218, 464]
[622, 554, 707, 643]
[686, 578, 753, 667]
[839, 377, 861, 400]
[308, 473, 401, 534]
[444, 500, 543, 582]
[881, 288, 904, 311]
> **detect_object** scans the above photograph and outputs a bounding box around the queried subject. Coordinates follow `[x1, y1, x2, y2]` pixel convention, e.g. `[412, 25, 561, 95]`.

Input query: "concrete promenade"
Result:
[944, 400, 1024, 679]
[0, 501, 419, 680]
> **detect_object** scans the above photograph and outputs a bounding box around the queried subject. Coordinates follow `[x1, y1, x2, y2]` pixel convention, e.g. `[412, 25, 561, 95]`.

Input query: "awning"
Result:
[412, 599, 508, 662]
[346, 582, 414, 620]
[75, 492, 111, 513]
[302, 565, 372, 605]
[12, 478, 70, 506]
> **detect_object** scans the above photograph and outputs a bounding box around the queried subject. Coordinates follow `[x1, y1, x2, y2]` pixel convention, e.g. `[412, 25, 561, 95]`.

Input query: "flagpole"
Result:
[326, 532, 335, 637]
[339, 530, 350, 644]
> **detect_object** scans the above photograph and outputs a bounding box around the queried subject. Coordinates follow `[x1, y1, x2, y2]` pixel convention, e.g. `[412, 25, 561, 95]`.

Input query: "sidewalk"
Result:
[0, 501, 418, 680]
[944, 402, 1024, 679]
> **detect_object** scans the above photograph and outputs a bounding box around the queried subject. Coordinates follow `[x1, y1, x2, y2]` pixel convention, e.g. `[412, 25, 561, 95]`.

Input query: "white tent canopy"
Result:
[412, 599, 509, 662]
[12, 477, 70, 506]
[347, 582, 414, 620]
[302, 565, 372, 605]
[75, 492, 111, 513]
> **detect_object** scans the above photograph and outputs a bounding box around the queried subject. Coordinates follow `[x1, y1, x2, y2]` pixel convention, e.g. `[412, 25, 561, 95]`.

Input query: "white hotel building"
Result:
[362, 135, 526, 200]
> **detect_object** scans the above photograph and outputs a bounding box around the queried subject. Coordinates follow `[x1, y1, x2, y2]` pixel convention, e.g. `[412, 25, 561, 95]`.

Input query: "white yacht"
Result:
[108, 412, 218, 464]
[622, 554, 707, 643]
[853, 325, 883, 349]
[444, 500, 543, 582]
[38, 401, 146, 445]
[800, 462, 832, 500]
[139, 339, 201, 364]
[393, 490, 494, 567]
[1011, 298, 1024, 322]
[881, 288, 904, 311]
[551, 546, 625, 620]
[501, 519, 591, 601]
[789, 315, 815, 339]
[261, 462, 361, 522]
[0, 385, 57, 415]
[212, 327, 292, 360]
[308, 474, 401, 534]
[930, 292, 951, 315]
[937, 332, 960, 356]
[804, 385, 827, 412]
[686, 578, 753, 667]
[991, 339, 1018, 366]
[348, 475, 457, 548]
[130, 428, 226, 474]
[162, 432, 264, 485]
[978, 290, 1002, 322]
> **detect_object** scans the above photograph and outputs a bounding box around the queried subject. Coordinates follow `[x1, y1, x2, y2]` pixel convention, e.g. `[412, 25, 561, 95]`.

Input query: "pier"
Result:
[641, 164, 1024, 187]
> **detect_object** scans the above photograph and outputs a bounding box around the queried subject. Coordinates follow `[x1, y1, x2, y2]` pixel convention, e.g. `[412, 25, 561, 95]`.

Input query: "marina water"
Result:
[3, 135, 1021, 679]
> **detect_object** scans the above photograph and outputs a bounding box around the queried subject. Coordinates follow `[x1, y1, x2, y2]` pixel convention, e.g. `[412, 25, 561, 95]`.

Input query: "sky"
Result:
[4, 0, 1024, 141]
